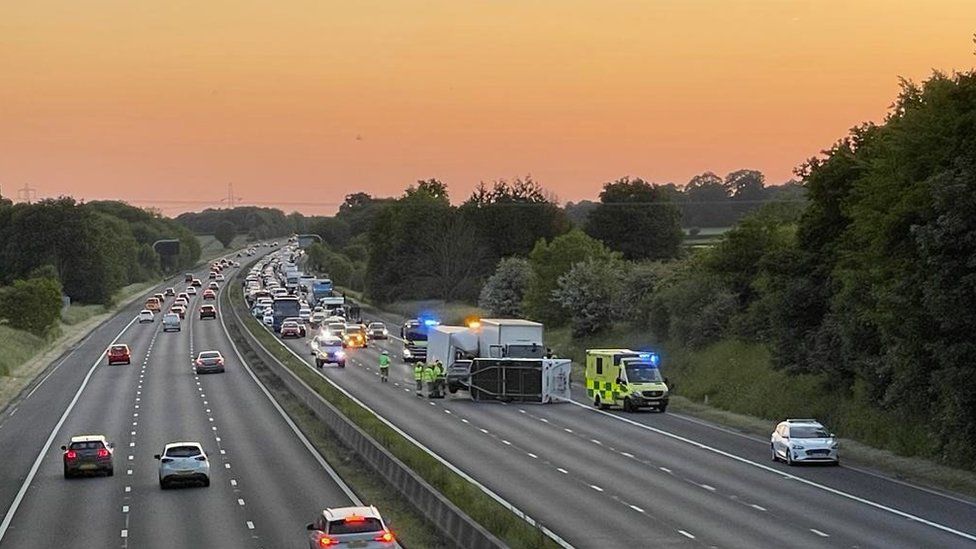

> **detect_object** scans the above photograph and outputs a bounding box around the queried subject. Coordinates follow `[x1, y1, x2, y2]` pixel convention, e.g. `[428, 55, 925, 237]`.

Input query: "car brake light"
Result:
[217, 358, 224, 364]
[344, 515, 365, 523]
[375, 530, 395, 543]
[65, 450, 77, 460]
[97, 448, 109, 458]
[318, 536, 338, 547]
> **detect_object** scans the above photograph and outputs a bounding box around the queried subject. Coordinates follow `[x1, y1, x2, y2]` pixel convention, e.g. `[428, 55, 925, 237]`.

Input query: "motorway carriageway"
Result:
[266, 293, 976, 548]
[0, 254, 365, 548]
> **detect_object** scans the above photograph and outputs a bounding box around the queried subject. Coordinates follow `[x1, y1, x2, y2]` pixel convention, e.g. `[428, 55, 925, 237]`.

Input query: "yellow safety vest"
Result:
[414, 364, 424, 380]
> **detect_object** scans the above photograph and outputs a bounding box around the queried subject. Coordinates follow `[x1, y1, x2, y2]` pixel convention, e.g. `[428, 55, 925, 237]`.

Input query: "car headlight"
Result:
[831, 443, 839, 449]
[403, 349, 412, 357]
[336, 351, 345, 358]
[791, 443, 805, 450]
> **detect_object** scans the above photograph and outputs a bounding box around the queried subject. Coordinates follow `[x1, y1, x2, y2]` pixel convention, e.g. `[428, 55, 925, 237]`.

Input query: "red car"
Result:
[280, 321, 302, 338]
[199, 305, 217, 319]
[203, 289, 216, 300]
[107, 344, 131, 365]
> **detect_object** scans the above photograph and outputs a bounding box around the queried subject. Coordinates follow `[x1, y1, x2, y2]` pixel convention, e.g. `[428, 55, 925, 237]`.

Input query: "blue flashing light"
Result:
[423, 319, 440, 327]
[638, 352, 660, 366]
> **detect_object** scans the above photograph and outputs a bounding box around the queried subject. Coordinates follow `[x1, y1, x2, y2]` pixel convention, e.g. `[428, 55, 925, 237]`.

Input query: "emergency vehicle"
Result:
[585, 349, 669, 412]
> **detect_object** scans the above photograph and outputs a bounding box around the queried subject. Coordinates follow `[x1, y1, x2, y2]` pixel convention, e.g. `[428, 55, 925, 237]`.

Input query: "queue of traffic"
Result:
[58, 243, 398, 548]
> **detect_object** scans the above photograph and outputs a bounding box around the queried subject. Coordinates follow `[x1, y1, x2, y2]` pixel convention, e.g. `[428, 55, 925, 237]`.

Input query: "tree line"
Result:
[0, 198, 201, 335]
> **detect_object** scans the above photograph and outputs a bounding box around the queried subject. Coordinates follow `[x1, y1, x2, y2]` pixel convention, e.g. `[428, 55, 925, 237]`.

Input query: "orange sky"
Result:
[1, 1, 974, 215]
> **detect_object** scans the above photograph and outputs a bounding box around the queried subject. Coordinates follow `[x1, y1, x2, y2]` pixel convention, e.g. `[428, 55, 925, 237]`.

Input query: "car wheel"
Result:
[785, 448, 794, 466]
[338, 361, 346, 368]
[622, 398, 634, 413]
[770, 444, 778, 462]
[658, 404, 667, 413]
[106, 468, 114, 477]
[315, 359, 322, 368]
[63, 470, 72, 479]
[202, 477, 210, 487]
[159, 479, 169, 490]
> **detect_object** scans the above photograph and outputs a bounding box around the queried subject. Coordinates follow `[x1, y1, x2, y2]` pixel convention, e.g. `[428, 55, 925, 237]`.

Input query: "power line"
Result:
[220, 182, 243, 207]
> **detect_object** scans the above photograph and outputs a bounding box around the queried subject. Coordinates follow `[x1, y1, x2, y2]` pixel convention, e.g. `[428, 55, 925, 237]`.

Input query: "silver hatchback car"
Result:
[771, 419, 839, 465]
[155, 442, 210, 488]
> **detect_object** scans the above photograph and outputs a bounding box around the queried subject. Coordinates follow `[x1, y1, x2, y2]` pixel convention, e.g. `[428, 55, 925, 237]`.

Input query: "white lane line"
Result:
[660, 467, 672, 474]
[238, 498, 245, 506]
[590, 439, 602, 445]
[557, 468, 569, 474]
[125, 486, 131, 493]
[460, 419, 470, 424]
[121, 529, 128, 538]
[563, 428, 573, 433]
[502, 440, 512, 446]
[700, 484, 716, 492]
[127, 470, 132, 475]
[0, 315, 138, 542]
[246, 521, 255, 530]
[564, 399, 976, 543]
[217, 304, 363, 505]
[590, 484, 604, 492]
[621, 452, 634, 458]
[479, 428, 489, 434]
[8, 408, 17, 417]
[678, 530, 695, 539]
[810, 529, 829, 538]
[528, 453, 538, 459]
[122, 505, 129, 513]
[629, 504, 645, 513]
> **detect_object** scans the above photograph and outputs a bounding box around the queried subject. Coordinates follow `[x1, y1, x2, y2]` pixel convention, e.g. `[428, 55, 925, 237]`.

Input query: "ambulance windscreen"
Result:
[625, 363, 663, 383]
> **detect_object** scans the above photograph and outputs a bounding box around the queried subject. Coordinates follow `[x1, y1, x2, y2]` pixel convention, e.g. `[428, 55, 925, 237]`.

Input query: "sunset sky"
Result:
[2, 1, 974, 215]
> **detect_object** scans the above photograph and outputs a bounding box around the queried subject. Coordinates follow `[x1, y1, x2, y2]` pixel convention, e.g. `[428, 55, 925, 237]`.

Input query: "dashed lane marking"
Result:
[810, 529, 829, 538]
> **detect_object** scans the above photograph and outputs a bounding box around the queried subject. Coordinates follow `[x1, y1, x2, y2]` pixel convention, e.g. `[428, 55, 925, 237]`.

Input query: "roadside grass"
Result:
[549, 322, 976, 498]
[386, 300, 486, 326]
[0, 325, 45, 377]
[229, 288, 558, 548]
[197, 234, 249, 263]
[61, 281, 157, 326]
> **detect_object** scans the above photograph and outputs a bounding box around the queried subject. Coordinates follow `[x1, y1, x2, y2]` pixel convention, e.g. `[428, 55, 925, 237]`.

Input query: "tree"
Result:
[460, 176, 570, 262]
[683, 171, 732, 227]
[552, 258, 623, 337]
[724, 169, 767, 219]
[479, 257, 532, 317]
[584, 177, 683, 260]
[0, 273, 62, 336]
[523, 229, 619, 325]
[214, 221, 236, 248]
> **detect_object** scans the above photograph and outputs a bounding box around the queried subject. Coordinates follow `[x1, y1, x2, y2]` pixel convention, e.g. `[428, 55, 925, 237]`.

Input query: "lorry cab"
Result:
[585, 349, 669, 412]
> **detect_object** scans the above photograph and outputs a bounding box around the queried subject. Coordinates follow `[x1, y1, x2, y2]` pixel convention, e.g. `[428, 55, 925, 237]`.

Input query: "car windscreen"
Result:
[199, 352, 221, 359]
[165, 446, 202, 458]
[624, 363, 663, 383]
[164, 314, 179, 321]
[368, 323, 385, 329]
[328, 518, 383, 535]
[790, 426, 830, 438]
[70, 441, 105, 450]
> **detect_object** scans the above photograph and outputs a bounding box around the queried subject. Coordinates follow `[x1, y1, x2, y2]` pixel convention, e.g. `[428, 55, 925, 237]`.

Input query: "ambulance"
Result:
[585, 349, 669, 412]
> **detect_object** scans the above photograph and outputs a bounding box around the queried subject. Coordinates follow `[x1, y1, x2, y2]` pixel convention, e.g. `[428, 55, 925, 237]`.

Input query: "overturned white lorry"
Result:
[427, 319, 571, 403]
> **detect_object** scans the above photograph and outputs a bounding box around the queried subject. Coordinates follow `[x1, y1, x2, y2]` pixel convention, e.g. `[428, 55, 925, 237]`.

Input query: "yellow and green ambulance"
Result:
[585, 349, 669, 412]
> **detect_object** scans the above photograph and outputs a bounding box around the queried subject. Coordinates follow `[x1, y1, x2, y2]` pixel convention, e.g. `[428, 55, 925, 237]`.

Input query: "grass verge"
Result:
[385, 300, 486, 326]
[228, 288, 558, 548]
[0, 325, 45, 377]
[549, 324, 976, 498]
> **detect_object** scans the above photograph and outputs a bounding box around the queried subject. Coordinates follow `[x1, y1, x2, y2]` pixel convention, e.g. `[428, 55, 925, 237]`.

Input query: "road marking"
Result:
[7, 408, 16, 417]
[590, 439, 602, 445]
[121, 529, 128, 538]
[125, 486, 131, 493]
[122, 505, 129, 513]
[700, 484, 716, 492]
[629, 504, 645, 513]
[246, 521, 255, 530]
[557, 468, 569, 474]
[564, 399, 976, 543]
[678, 530, 695, 539]
[660, 467, 672, 474]
[563, 428, 573, 433]
[590, 484, 604, 492]
[750, 504, 767, 512]
[127, 470, 132, 475]
[0, 315, 138, 542]
[230, 479, 238, 486]
[528, 453, 538, 459]
[621, 452, 634, 458]
[810, 529, 829, 537]
[502, 440, 512, 446]
[238, 498, 246, 506]
[480, 428, 489, 434]
[461, 418, 470, 424]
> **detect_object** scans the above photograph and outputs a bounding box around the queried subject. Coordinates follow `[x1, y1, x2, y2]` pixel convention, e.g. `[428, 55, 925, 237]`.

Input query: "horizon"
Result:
[2, 1, 974, 216]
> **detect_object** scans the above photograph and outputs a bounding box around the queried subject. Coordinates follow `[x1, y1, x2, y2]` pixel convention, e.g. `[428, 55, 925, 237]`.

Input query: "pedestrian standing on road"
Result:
[414, 361, 424, 396]
[379, 350, 390, 383]
[423, 362, 436, 398]
[433, 359, 446, 398]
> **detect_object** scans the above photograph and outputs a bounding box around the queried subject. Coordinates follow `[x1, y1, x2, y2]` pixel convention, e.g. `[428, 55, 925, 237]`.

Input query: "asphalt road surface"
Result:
[0, 254, 360, 548]
[267, 284, 976, 548]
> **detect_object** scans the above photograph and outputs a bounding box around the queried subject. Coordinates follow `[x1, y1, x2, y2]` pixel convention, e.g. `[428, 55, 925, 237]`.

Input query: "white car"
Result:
[155, 442, 210, 488]
[299, 307, 312, 321]
[771, 419, 839, 465]
[186, 286, 197, 296]
[262, 310, 274, 326]
[306, 506, 395, 548]
[138, 309, 155, 323]
[215, 273, 225, 282]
